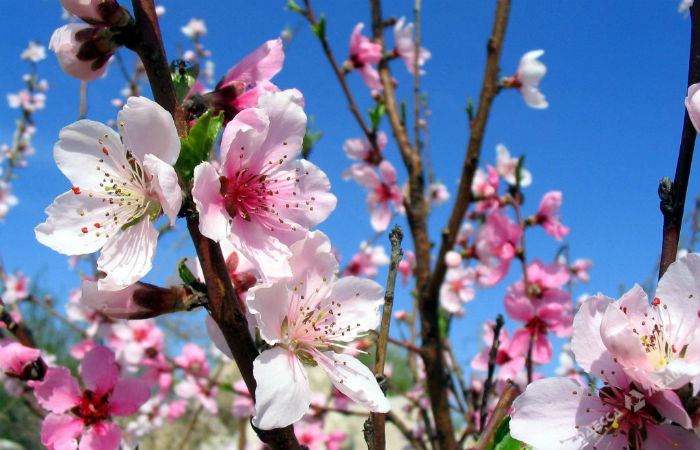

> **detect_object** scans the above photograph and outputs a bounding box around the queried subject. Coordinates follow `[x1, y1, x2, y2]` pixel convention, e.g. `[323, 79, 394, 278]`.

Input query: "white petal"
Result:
[205, 315, 233, 359]
[655, 253, 700, 346]
[143, 154, 182, 225]
[221, 108, 270, 174]
[97, 217, 157, 290]
[231, 219, 293, 279]
[117, 97, 180, 166]
[192, 162, 231, 242]
[317, 351, 389, 412]
[275, 159, 337, 230]
[247, 282, 288, 345]
[287, 231, 338, 289]
[252, 347, 311, 429]
[327, 277, 383, 341]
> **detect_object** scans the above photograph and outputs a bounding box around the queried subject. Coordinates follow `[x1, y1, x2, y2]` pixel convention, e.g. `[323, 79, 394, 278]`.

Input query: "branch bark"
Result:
[659, 0, 700, 278]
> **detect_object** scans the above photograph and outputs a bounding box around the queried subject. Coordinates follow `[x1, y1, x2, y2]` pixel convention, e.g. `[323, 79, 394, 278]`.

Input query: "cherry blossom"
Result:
[59, 0, 118, 23]
[348, 23, 383, 90]
[495, 144, 531, 187]
[343, 242, 390, 278]
[508, 50, 548, 109]
[393, 17, 431, 75]
[595, 253, 700, 390]
[181, 18, 207, 39]
[428, 181, 450, 206]
[0, 181, 18, 221]
[231, 380, 254, 418]
[0, 341, 43, 380]
[397, 249, 415, 285]
[439, 267, 475, 317]
[108, 319, 164, 366]
[2, 271, 30, 305]
[570, 258, 593, 283]
[35, 96, 181, 290]
[21, 41, 47, 62]
[49, 24, 114, 81]
[533, 190, 570, 240]
[474, 210, 522, 284]
[32, 346, 150, 450]
[686, 82, 700, 133]
[510, 295, 699, 450]
[345, 160, 404, 231]
[192, 90, 336, 278]
[247, 231, 389, 429]
[471, 165, 500, 213]
[342, 131, 387, 164]
[471, 321, 525, 381]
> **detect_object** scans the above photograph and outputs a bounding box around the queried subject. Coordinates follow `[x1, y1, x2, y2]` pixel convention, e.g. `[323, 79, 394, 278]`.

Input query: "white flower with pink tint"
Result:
[32, 346, 150, 450]
[49, 24, 113, 81]
[247, 231, 389, 429]
[21, 41, 46, 63]
[59, 0, 117, 22]
[231, 380, 254, 418]
[192, 90, 336, 279]
[393, 17, 431, 75]
[471, 166, 500, 213]
[343, 131, 387, 164]
[0, 341, 42, 379]
[595, 253, 700, 390]
[343, 242, 389, 278]
[181, 18, 207, 39]
[397, 249, 415, 285]
[510, 295, 700, 450]
[510, 49, 548, 109]
[348, 23, 383, 90]
[428, 181, 450, 206]
[570, 258, 593, 283]
[2, 271, 30, 305]
[686, 82, 700, 132]
[439, 267, 475, 317]
[444, 250, 462, 268]
[174, 375, 218, 414]
[108, 319, 164, 366]
[0, 181, 18, 221]
[495, 144, 531, 187]
[35, 97, 181, 291]
[346, 160, 404, 231]
[534, 190, 569, 240]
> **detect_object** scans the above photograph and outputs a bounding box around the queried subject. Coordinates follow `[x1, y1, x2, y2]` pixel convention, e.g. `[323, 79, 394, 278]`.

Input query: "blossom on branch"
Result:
[247, 231, 390, 429]
[393, 17, 431, 75]
[347, 23, 383, 90]
[505, 50, 548, 109]
[35, 97, 180, 290]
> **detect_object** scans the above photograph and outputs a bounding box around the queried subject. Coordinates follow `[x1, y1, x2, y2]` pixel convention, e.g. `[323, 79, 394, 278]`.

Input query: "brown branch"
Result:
[425, 0, 511, 313]
[412, 0, 423, 156]
[471, 381, 519, 450]
[366, 226, 403, 450]
[660, 0, 700, 278]
[0, 297, 36, 347]
[386, 411, 427, 450]
[478, 314, 504, 433]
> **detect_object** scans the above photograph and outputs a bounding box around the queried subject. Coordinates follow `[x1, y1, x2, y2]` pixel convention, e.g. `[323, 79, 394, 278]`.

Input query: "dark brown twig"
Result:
[471, 381, 519, 450]
[478, 314, 504, 433]
[659, 0, 700, 278]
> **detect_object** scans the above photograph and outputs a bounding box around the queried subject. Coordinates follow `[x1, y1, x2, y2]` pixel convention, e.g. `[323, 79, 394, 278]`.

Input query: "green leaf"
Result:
[286, 0, 304, 13]
[170, 60, 199, 104]
[174, 111, 223, 183]
[491, 417, 523, 450]
[466, 98, 475, 121]
[515, 155, 525, 187]
[400, 99, 407, 125]
[302, 129, 323, 160]
[369, 103, 386, 131]
[177, 258, 196, 286]
[312, 14, 326, 40]
[218, 382, 234, 393]
[438, 309, 449, 339]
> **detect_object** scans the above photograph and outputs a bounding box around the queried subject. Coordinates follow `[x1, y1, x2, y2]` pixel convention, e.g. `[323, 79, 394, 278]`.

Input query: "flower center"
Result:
[72, 389, 111, 426]
[220, 169, 271, 222]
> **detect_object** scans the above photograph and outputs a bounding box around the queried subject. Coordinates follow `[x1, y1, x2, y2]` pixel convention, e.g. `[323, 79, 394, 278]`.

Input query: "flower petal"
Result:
[316, 352, 389, 413]
[78, 421, 121, 450]
[109, 377, 150, 416]
[117, 96, 180, 166]
[40, 413, 82, 450]
[252, 347, 311, 429]
[192, 162, 231, 242]
[143, 154, 182, 225]
[221, 39, 284, 87]
[247, 282, 289, 345]
[33, 367, 81, 413]
[326, 277, 384, 341]
[80, 346, 118, 396]
[97, 216, 157, 290]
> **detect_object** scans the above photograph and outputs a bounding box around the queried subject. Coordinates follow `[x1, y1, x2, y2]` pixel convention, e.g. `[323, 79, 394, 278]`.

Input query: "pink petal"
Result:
[49, 24, 108, 82]
[221, 39, 284, 87]
[230, 220, 293, 279]
[231, 80, 279, 111]
[192, 162, 230, 242]
[286, 230, 338, 286]
[252, 347, 311, 429]
[40, 413, 83, 450]
[655, 253, 700, 348]
[317, 351, 389, 413]
[142, 154, 182, 225]
[275, 159, 336, 230]
[80, 346, 118, 395]
[571, 295, 621, 379]
[80, 281, 148, 320]
[0, 342, 41, 375]
[96, 216, 158, 290]
[326, 276, 384, 341]
[109, 378, 150, 416]
[220, 108, 269, 174]
[648, 390, 692, 428]
[358, 65, 383, 90]
[206, 315, 233, 359]
[247, 282, 289, 345]
[686, 82, 700, 133]
[600, 301, 651, 371]
[33, 367, 81, 413]
[78, 421, 121, 450]
[117, 97, 180, 166]
[370, 202, 392, 232]
[645, 422, 700, 450]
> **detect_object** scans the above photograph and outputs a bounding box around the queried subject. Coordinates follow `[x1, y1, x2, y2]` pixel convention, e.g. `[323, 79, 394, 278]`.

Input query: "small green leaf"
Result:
[492, 417, 523, 450]
[466, 98, 475, 121]
[312, 14, 326, 40]
[400, 99, 407, 125]
[178, 258, 196, 286]
[174, 111, 224, 183]
[515, 155, 525, 187]
[438, 309, 449, 339]
[170, 60, 199, 104]
[302, 129, 323, 160]
[286, 0, 304, 13]
[218, 382, 234, 393]
[369, 103, 386, 131]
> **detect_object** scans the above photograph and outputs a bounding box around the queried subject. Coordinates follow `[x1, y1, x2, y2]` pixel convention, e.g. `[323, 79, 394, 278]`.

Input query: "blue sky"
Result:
[0, 1, 697, 374]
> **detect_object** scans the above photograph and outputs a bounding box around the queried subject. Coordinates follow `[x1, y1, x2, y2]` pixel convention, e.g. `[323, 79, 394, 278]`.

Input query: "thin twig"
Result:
[478, 314, 504, 433]
[177, 365, 224, 450]
[659, 0, 700, 277]
[366, 226, 403, 450]
[412, 0, 423, 156]
[471, 381, 519, 450]
[387, 411, 427, 450]
[0, 297, 36, 347]
[28, 296, 87, 338]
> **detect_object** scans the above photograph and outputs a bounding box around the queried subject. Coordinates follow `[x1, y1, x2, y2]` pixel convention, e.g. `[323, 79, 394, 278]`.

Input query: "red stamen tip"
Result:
[81, 227, 88, 234]
[71, 187, 81, 195]
[102, 147, 109, 155]
[652, 297, 661, 306]
[94, 223, 101, 228]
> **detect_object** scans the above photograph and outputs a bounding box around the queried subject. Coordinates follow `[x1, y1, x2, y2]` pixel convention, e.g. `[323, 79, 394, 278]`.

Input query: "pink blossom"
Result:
[0, 181, 18, 221]
[231, 380, 254, 418]
[348, 23, 383, 90]
[59, 0, 117, 22]
[510, 295, 699, 450]
[343, 242, 389, 278]
[439, 267, 475, 317]
[69, 339, 96, 360]
[7, 90, 46, 113]
[174, 375, 218, 414]
[594, 253, 700, 390]
[181, 18, 207, 39]
[108, 319, 163, 366]
[535, 190, 570, 240]
[393, 17, 431, 75]
[444, 250, 462, 268]
[495, 144, 531, 187]
[471, 166, 500, 213]
[686, 82, 700, 133]
[2, 271, 30, 305]
[428, 181, 450, 206]
[511, 49, 548, 109]
[32, 346, 150, 450]
[342, 132, 387, 164]
[474, 210, 522, 280]
[294, 421, 329, 450]
[346, 160, 404, 231]
[192, 90, 336, 279]
[21, 41, 47, 62]
[247, 231, 389, 429]
[35, 97, 181, 290]
[571, 258, 593, 283]
[49, 24, 113, 81]
[208, 39, 284, 121]
[0, 341, 42, 379]
[174, 343, 209, 377]
[397, 249, 415, 285]
[470, 322, 525, 381]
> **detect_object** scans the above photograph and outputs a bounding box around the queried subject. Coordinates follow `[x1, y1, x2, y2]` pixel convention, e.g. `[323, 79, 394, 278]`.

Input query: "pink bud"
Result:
[60, 0, 125, 25]
[49, 24, 109, 81]
[393, 310, 408, 321]
[445, 250, 463, 268]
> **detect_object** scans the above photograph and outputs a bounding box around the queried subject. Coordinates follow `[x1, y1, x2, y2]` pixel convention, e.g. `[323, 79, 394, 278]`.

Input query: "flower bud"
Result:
[60, 0, 127, 26]
[49, 24, 114, 81]
[445, 250, 463, 268]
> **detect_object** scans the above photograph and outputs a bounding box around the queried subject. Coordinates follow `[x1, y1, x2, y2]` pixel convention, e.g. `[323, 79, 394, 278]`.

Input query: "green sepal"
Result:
[312, 14, 326, 40]
[369, 103, 386, 131]
[302, 116, 323, 159]
[177, 258, 197, 286]
[174, 111, 224, 183]
[490, 417, 523, 450]
[170, 60, 199, 104]
[286, 0, 304, 13]
[515, 155, 526, 188]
